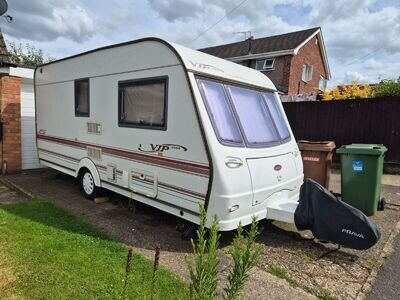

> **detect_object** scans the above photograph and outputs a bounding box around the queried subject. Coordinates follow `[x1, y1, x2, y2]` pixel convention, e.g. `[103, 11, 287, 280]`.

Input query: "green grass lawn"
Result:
[0, 199, 187, 299]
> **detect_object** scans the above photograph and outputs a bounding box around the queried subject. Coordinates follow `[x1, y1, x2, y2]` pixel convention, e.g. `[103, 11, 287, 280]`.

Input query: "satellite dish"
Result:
[0, 0, 8, 17]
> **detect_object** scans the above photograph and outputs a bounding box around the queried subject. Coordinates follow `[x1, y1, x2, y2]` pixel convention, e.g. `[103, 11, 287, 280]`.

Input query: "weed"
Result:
[122, 248, 133, 299]
[224, 217, 263, 300]
[270, 264, 298, 288]
[186, 204, 219, 300]
[317, 288, 336, 300]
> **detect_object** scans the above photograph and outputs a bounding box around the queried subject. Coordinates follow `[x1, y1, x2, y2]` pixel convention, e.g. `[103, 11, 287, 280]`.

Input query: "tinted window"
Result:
[75, 79, 89, 116]
[197, 79, 243, 144]
[196, 77, 291, 147]
[119, 77, 167, 129]
[227, 86, 279, 145]
[263, 92, 290, 140]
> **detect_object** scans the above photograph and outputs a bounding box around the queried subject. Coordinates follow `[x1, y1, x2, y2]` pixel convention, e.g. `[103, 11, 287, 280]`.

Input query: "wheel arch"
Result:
[75, 158, 101, 187]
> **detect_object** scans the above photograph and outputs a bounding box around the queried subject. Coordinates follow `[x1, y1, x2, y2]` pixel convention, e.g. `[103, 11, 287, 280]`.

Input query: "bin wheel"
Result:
[378, 198, 386, 211]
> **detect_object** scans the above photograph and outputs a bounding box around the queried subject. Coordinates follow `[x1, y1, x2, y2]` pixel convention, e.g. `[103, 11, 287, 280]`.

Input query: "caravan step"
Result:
[266, 199, 298, 224]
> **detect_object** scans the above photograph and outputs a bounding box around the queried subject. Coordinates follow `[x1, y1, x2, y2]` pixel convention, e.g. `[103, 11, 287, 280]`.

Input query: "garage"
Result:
[20, 80, 42, 170]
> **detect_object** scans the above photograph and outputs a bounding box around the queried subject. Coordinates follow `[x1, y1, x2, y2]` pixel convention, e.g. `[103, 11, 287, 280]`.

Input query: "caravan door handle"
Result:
[225, 157, 243, 168]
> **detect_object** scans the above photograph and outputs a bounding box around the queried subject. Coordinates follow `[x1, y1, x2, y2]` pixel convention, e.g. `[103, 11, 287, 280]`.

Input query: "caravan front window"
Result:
[227, 86, 279, 145]
[197, 80, 243, 145]
[263, 92, 291, 140]
[197, 78, 291, 147]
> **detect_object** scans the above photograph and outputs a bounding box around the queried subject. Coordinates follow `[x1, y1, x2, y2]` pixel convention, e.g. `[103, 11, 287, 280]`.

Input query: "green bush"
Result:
[186, 205, 219, 300]
[375, 77, 400, 97]
[224, 217, 263, 300]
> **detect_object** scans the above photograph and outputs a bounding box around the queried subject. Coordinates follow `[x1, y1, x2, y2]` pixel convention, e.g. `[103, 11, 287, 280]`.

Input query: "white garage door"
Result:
[21, 82, 42, 169]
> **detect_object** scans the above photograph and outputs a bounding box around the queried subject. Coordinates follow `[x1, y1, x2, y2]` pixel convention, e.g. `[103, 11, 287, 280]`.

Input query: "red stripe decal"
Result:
[37, 134, 210, 177]
[39, 148, 206, 199]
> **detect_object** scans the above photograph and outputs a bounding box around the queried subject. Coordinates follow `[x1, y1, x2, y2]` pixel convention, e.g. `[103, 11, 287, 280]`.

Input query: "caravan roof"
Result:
[36, 37, 276, 91]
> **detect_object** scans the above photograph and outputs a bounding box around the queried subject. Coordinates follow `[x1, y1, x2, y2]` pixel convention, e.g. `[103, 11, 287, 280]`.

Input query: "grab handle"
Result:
[225, 157, 243, 168]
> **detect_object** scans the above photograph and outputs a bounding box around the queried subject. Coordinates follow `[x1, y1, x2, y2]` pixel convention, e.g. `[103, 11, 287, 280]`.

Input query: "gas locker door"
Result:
[246, 152, 298, 205]
[129, 168, 158, 198]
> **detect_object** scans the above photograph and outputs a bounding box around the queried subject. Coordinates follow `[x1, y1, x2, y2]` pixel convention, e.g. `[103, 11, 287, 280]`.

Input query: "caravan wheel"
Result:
[80, 169, 99, 200]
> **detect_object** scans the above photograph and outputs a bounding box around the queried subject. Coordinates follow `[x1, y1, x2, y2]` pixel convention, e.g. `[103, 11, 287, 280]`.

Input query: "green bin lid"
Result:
[336, 144, 387, 155]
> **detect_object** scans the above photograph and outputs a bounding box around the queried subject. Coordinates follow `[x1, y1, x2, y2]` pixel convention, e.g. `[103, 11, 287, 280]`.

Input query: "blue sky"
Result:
[2, 0, 399, 87]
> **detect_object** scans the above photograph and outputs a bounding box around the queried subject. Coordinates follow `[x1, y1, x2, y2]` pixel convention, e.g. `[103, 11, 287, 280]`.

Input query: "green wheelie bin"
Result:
[336, 144, 387, 216]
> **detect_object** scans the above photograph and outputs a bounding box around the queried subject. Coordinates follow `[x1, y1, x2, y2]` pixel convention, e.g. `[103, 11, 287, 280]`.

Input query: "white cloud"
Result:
[2, 0, 94, 42]
[1, 0, 399, 86]
[343, 71, 370, 84]
[364, 58, 384, 70]
[148, 0, 204, 21]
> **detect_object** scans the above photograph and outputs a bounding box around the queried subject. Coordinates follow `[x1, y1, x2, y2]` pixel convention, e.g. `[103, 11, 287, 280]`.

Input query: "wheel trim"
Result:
[82, 172, 95, 195]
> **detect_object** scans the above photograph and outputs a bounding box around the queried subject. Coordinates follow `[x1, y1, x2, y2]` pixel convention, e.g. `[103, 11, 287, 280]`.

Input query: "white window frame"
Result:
[255, 58, 275, 71]
[302, 64, 313, 82]
[319, 76, 327, 91]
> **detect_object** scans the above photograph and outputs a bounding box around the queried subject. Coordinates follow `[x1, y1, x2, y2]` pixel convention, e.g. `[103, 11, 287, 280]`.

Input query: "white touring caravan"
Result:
[35, 38, 304, 231]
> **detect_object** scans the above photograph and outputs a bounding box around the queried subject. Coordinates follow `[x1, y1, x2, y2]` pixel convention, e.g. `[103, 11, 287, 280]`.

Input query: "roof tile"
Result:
[199, 27, 320, 58]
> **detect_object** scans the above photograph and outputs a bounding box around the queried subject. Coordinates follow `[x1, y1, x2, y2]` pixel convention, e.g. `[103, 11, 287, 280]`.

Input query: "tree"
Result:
[374, 77, 400, 97]
[321, 80, 375, 100]
[6, 41, 55, 67]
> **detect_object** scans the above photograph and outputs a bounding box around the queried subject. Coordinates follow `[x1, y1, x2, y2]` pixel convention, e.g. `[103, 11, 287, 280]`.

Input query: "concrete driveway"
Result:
[2, 169, 315, 300]
[3, 168, 400, 299]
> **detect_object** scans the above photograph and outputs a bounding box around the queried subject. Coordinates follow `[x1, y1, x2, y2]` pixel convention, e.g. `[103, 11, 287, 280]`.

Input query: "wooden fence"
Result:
[283, 96, 400, 164]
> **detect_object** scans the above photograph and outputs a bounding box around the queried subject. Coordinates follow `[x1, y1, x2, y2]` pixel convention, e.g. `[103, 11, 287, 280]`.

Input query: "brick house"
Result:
[0, 32, 40, 173]
[199, 27, 330, 97]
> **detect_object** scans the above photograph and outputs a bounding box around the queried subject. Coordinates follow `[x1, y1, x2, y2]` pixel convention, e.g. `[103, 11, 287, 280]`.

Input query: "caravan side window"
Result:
[75, 78, 90, 117]
[118, 77, 168, 130]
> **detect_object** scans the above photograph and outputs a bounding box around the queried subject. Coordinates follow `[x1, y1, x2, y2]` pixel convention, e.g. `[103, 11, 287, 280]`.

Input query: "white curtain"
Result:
[263, 92, 290, 139]
[200, 80, 242, 143]
[122, 82, 165, 126]
[228, 86, 279, 144]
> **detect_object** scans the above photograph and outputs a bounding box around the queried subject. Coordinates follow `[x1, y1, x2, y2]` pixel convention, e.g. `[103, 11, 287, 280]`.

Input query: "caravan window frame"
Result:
[74, 78, 90, 117]
[197, 78, 245, 147]
[118, 76, 168, 131]
[196, 76, 292, 148]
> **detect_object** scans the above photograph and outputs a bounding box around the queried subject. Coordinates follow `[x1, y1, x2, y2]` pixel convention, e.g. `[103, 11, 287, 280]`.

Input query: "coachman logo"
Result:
[138, 144, 188, 153]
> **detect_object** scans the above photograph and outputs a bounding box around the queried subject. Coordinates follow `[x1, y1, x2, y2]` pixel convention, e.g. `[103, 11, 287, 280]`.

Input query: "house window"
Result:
[319, 76, 327, 91]
[302, 64, 313, 82]
[255, 58, 275, 71]
[118, 76, 168, 130]
[75, 79, 90, 117]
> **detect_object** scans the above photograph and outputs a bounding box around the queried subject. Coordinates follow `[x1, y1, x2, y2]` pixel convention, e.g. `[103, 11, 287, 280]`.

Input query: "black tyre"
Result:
[378, 198, 386, 211]
[80, 169, 99, 200]
[181, 223, 197, 240]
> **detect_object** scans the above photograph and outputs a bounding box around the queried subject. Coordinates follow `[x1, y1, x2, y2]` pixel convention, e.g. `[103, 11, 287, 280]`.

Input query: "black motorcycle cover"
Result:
[294, 179, 381, 250]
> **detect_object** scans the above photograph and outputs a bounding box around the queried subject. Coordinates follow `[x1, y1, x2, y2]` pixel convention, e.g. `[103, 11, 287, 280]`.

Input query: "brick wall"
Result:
[247, 55, 292, 92]
[245, 37, 327, 95]
[287, 36, 328, 95]
[0, 75, 22, 173]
